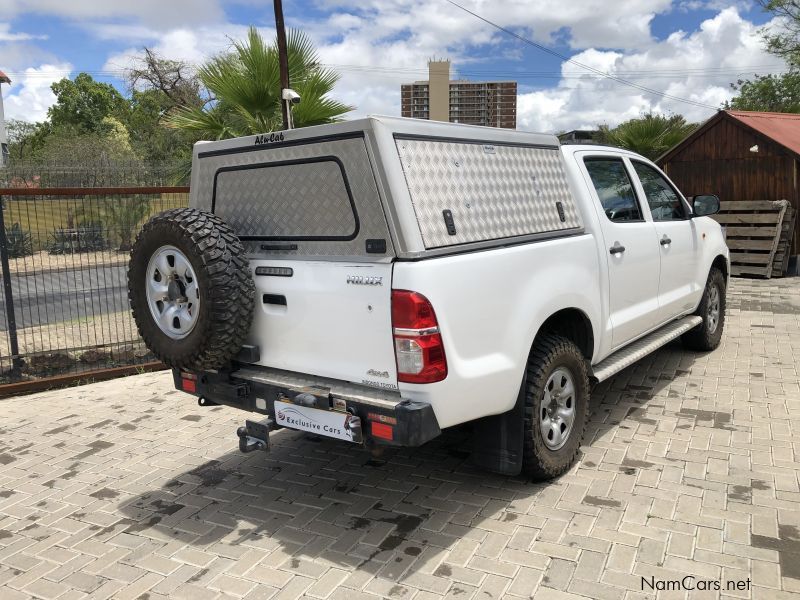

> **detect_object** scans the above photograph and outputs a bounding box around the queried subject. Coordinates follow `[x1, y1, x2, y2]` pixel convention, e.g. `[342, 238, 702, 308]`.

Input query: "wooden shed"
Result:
[658, 110, 800, 273]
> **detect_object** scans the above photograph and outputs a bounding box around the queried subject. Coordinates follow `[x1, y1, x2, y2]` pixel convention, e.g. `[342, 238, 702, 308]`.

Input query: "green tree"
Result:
[125, 88, 199, 165]
[5, 119, 40, 160]
[597, 113, 697, 160]
[758, 0, 800, 66]
[48, 73, 127, 135]
[167, 27, 352, 139]
[727, 72, 800, 112]
[726, 1, 799, 112]
[36, 126, 137, 164]
[122, 50, 204, 166]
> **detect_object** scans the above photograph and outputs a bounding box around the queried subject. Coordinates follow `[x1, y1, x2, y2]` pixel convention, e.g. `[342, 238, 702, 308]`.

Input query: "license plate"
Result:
[274, 400, 362, 443]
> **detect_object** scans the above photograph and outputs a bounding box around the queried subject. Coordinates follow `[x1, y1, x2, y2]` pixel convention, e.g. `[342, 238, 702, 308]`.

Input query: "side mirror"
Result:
[691, 194, 720, 217]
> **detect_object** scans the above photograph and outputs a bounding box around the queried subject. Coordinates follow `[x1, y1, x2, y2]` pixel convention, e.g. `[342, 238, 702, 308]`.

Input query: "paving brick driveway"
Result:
[0, 278, 798, 600]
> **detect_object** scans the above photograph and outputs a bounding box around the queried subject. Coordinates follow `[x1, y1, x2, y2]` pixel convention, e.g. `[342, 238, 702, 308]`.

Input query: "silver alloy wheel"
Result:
[145, 245, 200, 340]
[540, 367, 576, 451]
[706, 284, 720, 334]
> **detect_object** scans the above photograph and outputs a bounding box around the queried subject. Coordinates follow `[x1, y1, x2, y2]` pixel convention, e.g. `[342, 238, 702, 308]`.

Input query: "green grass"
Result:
[5, 193, 189, 251]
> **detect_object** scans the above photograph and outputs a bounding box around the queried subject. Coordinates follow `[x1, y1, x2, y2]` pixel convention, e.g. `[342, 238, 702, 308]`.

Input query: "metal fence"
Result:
[0, 180, 189, 392]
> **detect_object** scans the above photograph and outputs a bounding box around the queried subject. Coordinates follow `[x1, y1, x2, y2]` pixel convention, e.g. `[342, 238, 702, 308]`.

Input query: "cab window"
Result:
[631, 161, 687, 221]
[584, 158, 643, 223]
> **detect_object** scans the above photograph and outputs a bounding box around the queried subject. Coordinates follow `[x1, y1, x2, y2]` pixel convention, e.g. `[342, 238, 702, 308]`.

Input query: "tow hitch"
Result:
[236, 419, 272, 453]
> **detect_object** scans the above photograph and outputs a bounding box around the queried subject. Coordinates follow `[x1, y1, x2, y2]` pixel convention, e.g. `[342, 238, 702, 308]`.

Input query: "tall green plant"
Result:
[101, 196, 151, 251]
[597, 113, 696, 160]
[6, 223, 33, 258]
[166, 27, 352, 139]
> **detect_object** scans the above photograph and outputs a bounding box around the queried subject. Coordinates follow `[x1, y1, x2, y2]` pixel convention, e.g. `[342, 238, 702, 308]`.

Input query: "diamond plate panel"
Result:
[395, 139, 582, 249]
[193, 137, 393, 257]
[214, 160, 356, 238]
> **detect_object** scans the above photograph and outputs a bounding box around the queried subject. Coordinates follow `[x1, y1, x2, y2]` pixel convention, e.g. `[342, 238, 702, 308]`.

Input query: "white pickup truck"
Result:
[128, 116, 728, 479]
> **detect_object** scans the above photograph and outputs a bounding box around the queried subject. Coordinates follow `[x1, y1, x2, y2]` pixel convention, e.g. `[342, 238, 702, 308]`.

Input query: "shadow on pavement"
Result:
[116, 340, 730, 585]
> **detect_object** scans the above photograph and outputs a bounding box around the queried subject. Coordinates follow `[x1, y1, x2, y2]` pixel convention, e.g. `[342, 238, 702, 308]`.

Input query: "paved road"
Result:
[0, 265, 127, 331]
[0, 278, 798, 599]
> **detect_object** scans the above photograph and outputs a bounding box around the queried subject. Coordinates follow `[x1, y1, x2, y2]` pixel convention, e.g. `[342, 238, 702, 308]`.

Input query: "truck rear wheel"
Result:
[128, 208, 255, 370]
[681, 267, 725, 351]
[522, 335, 589, 480]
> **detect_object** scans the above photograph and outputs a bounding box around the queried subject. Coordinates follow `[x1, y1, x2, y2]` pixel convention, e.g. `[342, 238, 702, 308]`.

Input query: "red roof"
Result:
[726, 110, 800, 158]
[0, 70, 9, 84]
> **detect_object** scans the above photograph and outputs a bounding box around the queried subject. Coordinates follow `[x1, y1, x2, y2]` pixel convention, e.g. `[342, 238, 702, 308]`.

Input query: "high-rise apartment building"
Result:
[401, 60, 517, 129]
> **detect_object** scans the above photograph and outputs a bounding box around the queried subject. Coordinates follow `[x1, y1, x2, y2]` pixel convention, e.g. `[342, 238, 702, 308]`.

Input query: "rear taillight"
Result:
[180, 371, 197, 393]
[391, 290, 447, 384]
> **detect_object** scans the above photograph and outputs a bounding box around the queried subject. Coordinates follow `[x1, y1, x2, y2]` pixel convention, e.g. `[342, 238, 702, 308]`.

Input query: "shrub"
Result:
[5, 222, 34, 258]
[47, 221, 109, 255]
[25, 353, 76, 376]
[79, 349, 112, 364]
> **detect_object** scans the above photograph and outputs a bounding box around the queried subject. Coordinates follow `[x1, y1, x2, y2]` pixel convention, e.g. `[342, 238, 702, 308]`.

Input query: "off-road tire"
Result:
[521, 335, 590, 480]
[681, 267, 726, 352]
[128, 208, 255, 370]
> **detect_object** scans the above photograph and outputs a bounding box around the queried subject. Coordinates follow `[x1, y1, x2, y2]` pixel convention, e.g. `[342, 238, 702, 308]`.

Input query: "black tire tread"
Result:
[521, 334, 589, 481]
[128, 208, 255, 370]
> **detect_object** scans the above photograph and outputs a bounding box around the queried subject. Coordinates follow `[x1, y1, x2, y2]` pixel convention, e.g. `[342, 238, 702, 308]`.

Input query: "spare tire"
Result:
[128, 208, 255, 370]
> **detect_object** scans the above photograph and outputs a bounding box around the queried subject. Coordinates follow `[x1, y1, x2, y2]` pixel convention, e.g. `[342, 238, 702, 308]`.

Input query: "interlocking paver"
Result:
[0, 278, 798, 599]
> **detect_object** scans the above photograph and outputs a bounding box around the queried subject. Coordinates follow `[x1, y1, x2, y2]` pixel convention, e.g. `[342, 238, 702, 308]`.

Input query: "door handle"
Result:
[262, 294, 287, 306]
[609, 244, 626, 255]
[660, 237, 672, 246]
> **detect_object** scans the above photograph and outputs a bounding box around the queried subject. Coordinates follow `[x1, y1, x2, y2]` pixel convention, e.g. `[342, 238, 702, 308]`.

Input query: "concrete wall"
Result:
[428, 60, 450, 123]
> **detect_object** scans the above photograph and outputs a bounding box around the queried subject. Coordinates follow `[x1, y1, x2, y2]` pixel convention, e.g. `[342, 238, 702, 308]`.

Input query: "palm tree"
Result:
[167, 27, 352, 139]
[597, 113, 696, 161]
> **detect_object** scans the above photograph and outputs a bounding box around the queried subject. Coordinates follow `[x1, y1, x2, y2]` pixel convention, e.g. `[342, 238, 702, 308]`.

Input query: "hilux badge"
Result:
[347, 275, 383, 286]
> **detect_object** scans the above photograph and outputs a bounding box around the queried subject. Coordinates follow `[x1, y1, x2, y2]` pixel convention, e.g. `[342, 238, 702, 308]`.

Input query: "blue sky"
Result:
[0, 1, 787, 132]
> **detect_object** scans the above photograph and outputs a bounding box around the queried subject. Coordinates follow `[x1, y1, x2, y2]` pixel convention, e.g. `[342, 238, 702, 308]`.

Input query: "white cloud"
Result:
[313, 0, 674, 51]
[2, 63, 72, 122]
[516, 8, 784, 132]
[0, 41, 55, 70]
[303, 2, 783, 130]
[0, 23, 53, 73]
[0, 22, 46, 41]
[101, 24, 264, 74]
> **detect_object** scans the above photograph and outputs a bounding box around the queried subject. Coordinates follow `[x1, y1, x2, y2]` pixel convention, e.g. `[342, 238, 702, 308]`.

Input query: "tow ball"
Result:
[236, 419, 271, 453]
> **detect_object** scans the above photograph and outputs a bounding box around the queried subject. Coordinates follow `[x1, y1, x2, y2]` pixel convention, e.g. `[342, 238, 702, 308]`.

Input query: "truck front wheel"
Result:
[681, 267, 726, 351]
[522, 335, 589, 480]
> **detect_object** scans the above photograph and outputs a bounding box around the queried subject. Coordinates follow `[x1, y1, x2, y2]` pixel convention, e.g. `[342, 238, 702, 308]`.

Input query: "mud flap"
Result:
[470, 372, 525, 476]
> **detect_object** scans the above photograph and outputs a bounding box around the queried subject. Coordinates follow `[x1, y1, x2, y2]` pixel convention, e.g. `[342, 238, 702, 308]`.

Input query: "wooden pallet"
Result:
[772, 206, 796, 277]
[712, 200, 789, 278]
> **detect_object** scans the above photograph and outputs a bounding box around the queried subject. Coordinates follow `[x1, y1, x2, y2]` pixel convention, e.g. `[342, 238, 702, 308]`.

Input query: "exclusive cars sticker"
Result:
[275, 401, 362, 443]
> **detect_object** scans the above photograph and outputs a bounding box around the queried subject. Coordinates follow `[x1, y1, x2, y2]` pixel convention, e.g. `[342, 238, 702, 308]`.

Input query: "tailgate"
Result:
[190, 132, 401, 389]
[248, 259, 398, 390]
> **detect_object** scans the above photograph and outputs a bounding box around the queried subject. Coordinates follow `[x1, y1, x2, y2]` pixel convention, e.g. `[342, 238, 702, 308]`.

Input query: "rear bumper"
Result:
[173, 365, 441, 447]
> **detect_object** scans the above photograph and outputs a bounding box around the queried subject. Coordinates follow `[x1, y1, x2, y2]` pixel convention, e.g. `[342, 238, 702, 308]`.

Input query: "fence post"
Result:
[0, 195, 22, 376]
